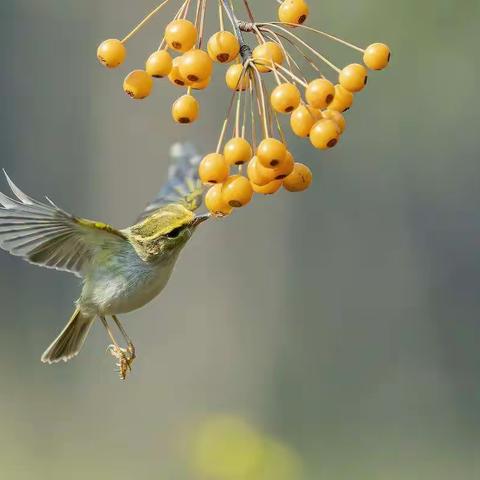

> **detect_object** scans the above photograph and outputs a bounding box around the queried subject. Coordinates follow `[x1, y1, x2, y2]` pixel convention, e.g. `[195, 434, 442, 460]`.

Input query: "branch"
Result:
[220, 0, 252, 60]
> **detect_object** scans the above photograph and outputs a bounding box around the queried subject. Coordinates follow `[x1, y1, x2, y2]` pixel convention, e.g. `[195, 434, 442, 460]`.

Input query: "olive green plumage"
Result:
[0, 143, 209, 377]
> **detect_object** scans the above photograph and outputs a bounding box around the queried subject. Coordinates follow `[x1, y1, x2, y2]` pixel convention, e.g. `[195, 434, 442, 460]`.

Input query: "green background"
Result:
[0, 0, 479, 478]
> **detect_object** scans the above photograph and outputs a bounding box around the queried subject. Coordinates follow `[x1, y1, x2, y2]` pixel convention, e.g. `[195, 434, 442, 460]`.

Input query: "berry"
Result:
[225, 64, 249, 91]
[363, 43, 391, 70]
[146, 50, 173, 78]
[290, 104, 322, 137]
[199, 153, 229, 184]
[165, 19, 197, 52]
[271, 83, 301, 114]
[257, 138, 287, 168]
[190, 77, 211, 90]
[172, 94, 199, 124]
[305, 78, 335, 109]
[247, 156, 277, 186]
[283, 163, 312, 192]
[328, 85, 354, 112]
[224, 138, 253, 166]
[207, 31, 240, 63]
[252, 42, 285, 73]
[321, 109, 346, 134]
[97, 39, 126, 68]
[179, 49, 213, 83]
[339, 63, 368, 93]
[123, 70, 153, 99]
[309, 119, 340, 149]
[205, 184, 233, 216]
[168, 57, 188, 87]
[252, 179, 283, 195]
[272, 150, 295, 179]
[222, 175, 254, 208]
[278, 0, 309, 25]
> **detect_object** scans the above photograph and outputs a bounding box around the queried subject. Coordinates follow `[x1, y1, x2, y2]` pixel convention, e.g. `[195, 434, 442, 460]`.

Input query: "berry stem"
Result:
[251, 63, 270, 138]
[197, 0, 208, 48]
[218, 0, 225, 31]
[266, 23, 342, 73]
[265, 22, 366, 53]
[235, 89, 242, 137]
[274, 63, 308, 88]
[248, 74, 257, 148]
[260, 27, 315, 81]
[242, 0, 256, 23]
[121, 0, 173, 44]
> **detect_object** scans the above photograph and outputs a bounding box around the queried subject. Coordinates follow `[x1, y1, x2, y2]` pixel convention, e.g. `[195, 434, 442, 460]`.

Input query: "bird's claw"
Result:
[107, 344, 135, 380]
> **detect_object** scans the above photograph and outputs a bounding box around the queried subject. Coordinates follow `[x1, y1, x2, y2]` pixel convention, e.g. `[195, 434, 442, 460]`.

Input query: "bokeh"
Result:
[1, 0, 479, 479]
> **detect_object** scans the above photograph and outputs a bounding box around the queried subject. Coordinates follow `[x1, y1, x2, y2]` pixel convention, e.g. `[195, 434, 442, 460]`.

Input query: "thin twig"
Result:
[121, 0, 173, 43]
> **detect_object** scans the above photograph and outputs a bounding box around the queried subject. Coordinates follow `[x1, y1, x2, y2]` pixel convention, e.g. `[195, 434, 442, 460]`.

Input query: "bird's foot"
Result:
[107, 344, 135, 380]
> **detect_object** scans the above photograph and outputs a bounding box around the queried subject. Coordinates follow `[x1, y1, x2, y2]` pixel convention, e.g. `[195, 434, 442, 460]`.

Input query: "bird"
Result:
[0, 143, 209, 379]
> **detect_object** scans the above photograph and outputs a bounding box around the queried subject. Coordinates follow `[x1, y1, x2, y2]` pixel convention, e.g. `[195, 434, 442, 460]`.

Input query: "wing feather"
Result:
[138, 142, 204, 221]
[0, 172, 127, 277]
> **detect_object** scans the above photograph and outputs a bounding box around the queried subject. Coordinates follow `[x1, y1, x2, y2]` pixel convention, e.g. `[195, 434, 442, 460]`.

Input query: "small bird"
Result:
[0, 143, 208, 379]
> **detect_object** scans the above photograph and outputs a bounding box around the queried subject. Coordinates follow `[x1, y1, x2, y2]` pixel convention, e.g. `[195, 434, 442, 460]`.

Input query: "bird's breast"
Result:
[80, 245, 178, 316]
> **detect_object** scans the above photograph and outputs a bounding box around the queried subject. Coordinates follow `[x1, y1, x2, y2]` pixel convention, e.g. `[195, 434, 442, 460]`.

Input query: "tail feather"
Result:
[41, 308, 95, 364]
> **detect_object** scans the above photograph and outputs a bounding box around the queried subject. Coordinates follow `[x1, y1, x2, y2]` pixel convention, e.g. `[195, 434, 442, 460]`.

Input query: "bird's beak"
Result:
[191, 214, 210, 227]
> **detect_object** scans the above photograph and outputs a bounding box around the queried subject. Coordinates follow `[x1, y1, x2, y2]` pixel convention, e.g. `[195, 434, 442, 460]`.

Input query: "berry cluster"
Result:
[97, 0, 390, 217]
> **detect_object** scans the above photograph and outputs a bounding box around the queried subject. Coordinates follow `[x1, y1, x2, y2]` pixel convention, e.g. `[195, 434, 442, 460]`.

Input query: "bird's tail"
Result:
[41, 308, 95, 364]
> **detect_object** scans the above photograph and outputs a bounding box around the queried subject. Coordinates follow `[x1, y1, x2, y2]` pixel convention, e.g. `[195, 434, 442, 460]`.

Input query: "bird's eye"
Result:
[166, 226, 183, 239]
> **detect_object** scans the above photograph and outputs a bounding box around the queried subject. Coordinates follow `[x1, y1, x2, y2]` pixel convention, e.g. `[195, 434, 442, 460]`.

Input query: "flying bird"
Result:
[0, 143, 208, 379]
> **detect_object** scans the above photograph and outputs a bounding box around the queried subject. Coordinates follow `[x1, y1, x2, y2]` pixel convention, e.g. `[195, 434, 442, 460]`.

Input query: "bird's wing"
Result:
[0, 172, 127, 278]
[137, 142, 204, 222]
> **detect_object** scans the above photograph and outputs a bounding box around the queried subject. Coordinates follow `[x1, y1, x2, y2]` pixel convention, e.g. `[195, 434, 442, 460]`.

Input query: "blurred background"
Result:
[1, 0, 479, 478]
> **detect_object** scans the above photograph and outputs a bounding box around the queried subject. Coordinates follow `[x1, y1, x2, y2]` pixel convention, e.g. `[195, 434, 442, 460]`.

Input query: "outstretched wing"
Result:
[138, 142, 204, 222]
[0, 172, 127, 278]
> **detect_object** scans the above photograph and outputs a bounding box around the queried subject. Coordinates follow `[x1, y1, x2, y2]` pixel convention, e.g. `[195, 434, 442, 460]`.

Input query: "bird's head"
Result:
[127, 204, 209, 262]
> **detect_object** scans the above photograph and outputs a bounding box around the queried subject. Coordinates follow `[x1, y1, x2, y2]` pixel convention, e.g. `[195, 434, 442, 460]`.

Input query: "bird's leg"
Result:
[100, 316, 132, 380]
[112, 315, 136, 361]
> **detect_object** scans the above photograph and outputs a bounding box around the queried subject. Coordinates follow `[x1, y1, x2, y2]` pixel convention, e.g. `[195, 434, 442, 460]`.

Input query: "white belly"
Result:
[80, 248, 178, 316]
[102, 262, 175, 314]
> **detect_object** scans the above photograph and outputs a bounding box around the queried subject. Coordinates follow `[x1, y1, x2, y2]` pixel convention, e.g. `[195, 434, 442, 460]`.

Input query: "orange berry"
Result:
[310, 119, 340, 149]
[205, 184, 233, 216]
[283, 163, 312, 192]
[321, 109, 346, 134]
[247, 156, 277, 186]
[305, 78, 335, 109]
[207, 31, 240, 63]
[271, 82, 301, 114]
[172, 94, 199, 124]
[199, 153, 229, 184]
[252, 42, 285, 73]
[165, 19, 197, 52]
[123, 70, 153, 99]
[225, 63, 249, 91]
[168, 57, 189, 87]
[363, 43, 391, 70]
[252, 179, 283, 195]
[190, 76, 211, 90]
[278, 0, 309, 25]
[224, 137, 253, 166]
[222, 175, 254, 208]
[146, 50, 173, 78]
[339, 63, 368, 93]
[97, 39, 126, 68]
[290, 104, 322, 137]
[272, 150, 295, 179]
[179, 49, 213, 83]
[257, 138, 287, 168]
[328, 85, 354, 112]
